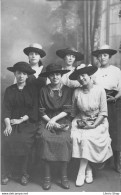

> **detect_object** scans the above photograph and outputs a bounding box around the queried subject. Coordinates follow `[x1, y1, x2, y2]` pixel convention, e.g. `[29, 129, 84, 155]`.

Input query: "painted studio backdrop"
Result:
[1, 0, 121, 99]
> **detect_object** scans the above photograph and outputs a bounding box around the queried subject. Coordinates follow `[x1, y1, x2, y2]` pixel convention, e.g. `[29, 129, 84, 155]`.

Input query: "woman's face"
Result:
[98, 53, 110, 67]
[78, 73, 90, 86]
[14, 71, 28, 84]
[49, 73, 62, 85]
[28, 52, 41, 65]
[64, 54, 76, 66]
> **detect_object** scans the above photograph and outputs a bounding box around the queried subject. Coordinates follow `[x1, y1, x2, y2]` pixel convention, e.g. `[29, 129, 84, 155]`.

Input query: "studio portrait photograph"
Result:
[1, 0, 121, 193]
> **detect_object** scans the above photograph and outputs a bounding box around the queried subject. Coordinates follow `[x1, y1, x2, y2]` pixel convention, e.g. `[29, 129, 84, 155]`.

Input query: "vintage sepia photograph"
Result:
[1, 0, 121, 193]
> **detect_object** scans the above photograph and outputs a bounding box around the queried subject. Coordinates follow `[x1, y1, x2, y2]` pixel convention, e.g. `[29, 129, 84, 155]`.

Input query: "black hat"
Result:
[69, 65, 98, 80]
[56, 47, 84, 61]
[39, 63, 70, 77]
[92, 45, 117, 57]
[7, 62, 36, 75]
[23, 43, 46, 58]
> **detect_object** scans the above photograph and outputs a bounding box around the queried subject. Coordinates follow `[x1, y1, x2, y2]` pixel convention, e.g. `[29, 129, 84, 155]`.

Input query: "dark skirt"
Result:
[2, 121, 38, 156]
[36, 117, 72, 162]
[108, 99, 121, 151]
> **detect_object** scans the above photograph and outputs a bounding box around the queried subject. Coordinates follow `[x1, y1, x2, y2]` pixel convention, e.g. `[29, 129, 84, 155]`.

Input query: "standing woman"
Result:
[56, 47, 84, 88]
[36, 63, 72, 190]
[69, 65, 113, 186]
[1, 62, 38, 185]
[92, 45, 121, 173]
[23, 43, 47, 88]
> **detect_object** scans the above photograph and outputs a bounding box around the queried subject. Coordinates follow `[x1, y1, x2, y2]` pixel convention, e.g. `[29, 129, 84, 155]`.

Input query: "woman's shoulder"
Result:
[5, 84, 17, 91]
[93, 84, 106, 94]
[109, 65, 121, 72]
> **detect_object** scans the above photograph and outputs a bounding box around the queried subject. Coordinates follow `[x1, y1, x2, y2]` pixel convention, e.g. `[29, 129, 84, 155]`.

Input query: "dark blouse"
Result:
[3, 83, 38, 122]
[39, 84, 72, 117]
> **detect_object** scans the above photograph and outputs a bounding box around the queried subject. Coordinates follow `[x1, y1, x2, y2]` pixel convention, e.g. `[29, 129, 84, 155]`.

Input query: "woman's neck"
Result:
[63, 65, 74, 70]
[101, 63, 110, 68]
[30, 63, 39, 69]
[50, 82, 62, 90]
[17, 82, 26, 89]
[82, 81, 93, 92]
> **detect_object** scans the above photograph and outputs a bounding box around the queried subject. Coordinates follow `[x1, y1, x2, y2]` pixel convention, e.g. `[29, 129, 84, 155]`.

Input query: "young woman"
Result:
[23, 43, 47, 88]
[56, 47, 84, 88]
[36, 63, 72, 190]
[1, 62, 38, 186]
[92, 45, 121, 173]
[69, 65, 112, 186]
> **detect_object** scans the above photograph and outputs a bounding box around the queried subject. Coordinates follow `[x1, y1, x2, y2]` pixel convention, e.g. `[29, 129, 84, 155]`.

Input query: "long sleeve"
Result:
[2, 87, 12, 119]
[71, 89, 79, 117]
[99, 88, 108, 117]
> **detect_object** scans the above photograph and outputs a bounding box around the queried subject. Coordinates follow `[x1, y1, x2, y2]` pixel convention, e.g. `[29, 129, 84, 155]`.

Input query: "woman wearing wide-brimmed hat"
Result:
[22, 43, 47, 88]
[36, 63, 72, 190]
[56, 47, 84, 88]
[1, 62, 39, 186]
[92, 44, 121, 173]
[69, 65, 112, 187]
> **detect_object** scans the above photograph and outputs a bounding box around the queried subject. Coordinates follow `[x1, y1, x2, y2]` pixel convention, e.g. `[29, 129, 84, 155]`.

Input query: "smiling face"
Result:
[97, 53, 110, 67]
[14, 70, 28, 84]
[48, 72, 62, 86]
[77, 73, 91, 86]
[28, 52, 41, 66]
[64, 54, 76, 67]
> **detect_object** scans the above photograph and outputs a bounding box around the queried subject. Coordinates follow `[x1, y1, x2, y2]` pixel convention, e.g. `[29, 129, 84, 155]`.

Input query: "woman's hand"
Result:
[83, 124, 95, 130]
[107, 95, 116, 102]
[10, 118, 23, 125]
[46, 118, 56, 130]
[3, 125, 12, 136]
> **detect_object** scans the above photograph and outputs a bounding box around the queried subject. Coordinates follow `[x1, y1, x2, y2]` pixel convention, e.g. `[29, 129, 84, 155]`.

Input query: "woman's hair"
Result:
[38, 60, 43, 66]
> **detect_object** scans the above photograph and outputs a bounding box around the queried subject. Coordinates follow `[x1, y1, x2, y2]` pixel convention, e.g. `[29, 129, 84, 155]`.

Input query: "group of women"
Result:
[1, 43, 121, 190]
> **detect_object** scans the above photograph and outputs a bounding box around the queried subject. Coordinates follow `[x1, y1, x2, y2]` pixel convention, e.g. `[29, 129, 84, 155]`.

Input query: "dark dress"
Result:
[2, 83, 38, 156]
[36, 84, 72, 162]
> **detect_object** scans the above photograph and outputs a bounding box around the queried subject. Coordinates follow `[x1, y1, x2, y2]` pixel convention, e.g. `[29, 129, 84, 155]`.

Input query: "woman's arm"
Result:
[4, 118, 12, 136]
[10, 115, 29, 125]
[46, 112, 67, 131]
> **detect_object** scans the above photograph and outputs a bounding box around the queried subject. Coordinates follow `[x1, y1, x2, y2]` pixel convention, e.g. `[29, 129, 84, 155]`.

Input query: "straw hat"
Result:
[56, 47, 84, 61]
[92, 45, 117, 57]
[23, 43, 46, 58]
[7, 62, 36, 75]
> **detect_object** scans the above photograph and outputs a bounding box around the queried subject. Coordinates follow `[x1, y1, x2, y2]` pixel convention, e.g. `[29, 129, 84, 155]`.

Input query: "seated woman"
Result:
[36, 63, 72, 190]
[1, 62, 38, 186]
[69, 65, 113, 187]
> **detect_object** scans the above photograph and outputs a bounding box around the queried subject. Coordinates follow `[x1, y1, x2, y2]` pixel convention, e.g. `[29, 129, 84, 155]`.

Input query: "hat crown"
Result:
[46, 63, 62, 72]
[13, 62, 30, 69]
[65, 47, 78, 52]
[29, 43, 43, 50]
[99, 44, 110, 50]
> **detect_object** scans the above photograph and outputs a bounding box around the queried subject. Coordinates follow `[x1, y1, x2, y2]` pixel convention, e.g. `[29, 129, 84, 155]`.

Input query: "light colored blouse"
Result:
[93, 65, 121, 92]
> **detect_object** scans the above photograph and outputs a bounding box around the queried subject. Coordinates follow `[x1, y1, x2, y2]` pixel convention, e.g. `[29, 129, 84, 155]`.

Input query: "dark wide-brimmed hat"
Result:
[92, 45, 117, 57]
[39, 63, 70, 77]
[23, 43, 46, 58]
[69, 65, 98, 80]
[56, 47, 84, 61]
[7, 61, 36, 75]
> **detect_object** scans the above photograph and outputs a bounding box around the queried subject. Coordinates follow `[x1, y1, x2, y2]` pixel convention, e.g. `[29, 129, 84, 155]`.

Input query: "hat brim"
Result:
[56, 49, 84, 61]
[23, 47, 46, 58]
[92, 49, 117, 57]
[39, 69, 70, 77]
[7, 67, 36, 75]
[69, 66, 98, 80]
